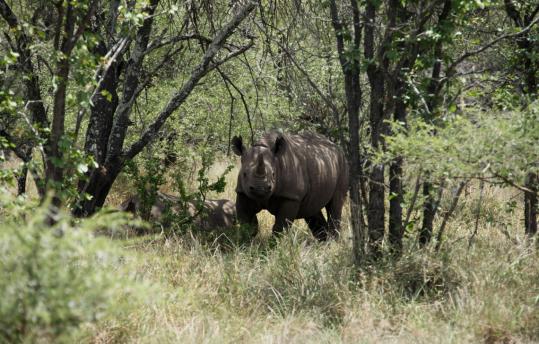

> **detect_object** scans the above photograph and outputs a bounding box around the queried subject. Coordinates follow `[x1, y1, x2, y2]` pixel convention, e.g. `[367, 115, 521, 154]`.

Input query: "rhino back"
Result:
[203, 199, 236, 228]
[273, 132, 347, 218]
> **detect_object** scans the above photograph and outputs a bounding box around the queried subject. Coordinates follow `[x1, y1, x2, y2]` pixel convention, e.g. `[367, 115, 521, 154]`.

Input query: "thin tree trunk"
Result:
[389, 155, 404, 251]
[468, 179, 485, 248]
[404, 172, 421, 230]
[0, 0, 49, 130]
[105, 0, 160, 166]
[388, 85, 408, 252]
[503, 0, 538, 237]
[329, 0, 365, 264]
[17, 164, 28, 195]
[74, 164, 121, 216]
[364, 0, 389, 257]
[524, 172, 538, 236]
[45, 4, 76, 211]
[419, 0, 452, 246]
[367, 133, 386, 253]
[435, 181, 467, 251]
[419, 181, 436, 245]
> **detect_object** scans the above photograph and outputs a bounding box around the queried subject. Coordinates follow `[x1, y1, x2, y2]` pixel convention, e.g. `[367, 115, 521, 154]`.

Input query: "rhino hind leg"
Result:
[306, 211, 329, 241]
[326, 194, 345, 238]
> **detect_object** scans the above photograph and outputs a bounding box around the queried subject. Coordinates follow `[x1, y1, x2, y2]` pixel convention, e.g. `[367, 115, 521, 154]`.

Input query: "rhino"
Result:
[119, 192, 236, 229]
[232, 131, 348, 240]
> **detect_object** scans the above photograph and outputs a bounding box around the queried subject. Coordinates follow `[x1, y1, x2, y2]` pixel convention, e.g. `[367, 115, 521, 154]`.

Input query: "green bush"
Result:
[0, 198, 142, 343]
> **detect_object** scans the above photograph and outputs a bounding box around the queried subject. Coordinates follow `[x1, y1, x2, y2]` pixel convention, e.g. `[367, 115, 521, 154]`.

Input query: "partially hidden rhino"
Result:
[232, 131, 348, 240]
[119, 192, 236, 229]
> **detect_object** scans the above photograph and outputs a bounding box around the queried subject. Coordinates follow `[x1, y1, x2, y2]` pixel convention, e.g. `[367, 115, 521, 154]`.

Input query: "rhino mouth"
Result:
[248, 185, 272, 199]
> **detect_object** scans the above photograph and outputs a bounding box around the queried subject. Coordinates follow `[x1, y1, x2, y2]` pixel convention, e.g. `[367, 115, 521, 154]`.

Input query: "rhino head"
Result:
[232, 134, 286, 200]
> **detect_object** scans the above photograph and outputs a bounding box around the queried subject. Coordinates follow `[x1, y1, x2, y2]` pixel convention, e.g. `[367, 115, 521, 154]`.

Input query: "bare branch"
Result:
[493, 173, 536, 194]
[278, 43, 340, 116]
[447, 15, 539, 76]
[123, 1, 257, 161]
[146, 33, 212, 53]
[530, 5, 539, 23]
[216, 67, 254, 145]
[132, 45, 185, 100]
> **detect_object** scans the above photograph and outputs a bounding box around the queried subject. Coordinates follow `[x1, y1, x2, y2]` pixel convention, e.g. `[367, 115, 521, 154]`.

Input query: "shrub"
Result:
[0, 197, 141, 343]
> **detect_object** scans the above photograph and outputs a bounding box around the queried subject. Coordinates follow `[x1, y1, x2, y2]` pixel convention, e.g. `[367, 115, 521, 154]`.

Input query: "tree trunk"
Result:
[74, 1, 257, 216]
[418, 0, 452, 246]
[503, 0, 539, 237]
[366, 69, 386, 256]
[435, 181, 467, 251]
[388, 155, 403, 251]
[329, 0, 365, 264]
[46, 55, 71, 195]
[419, 181, 436, 245]
[17, 164, 28, 195]
[75, 1, 159, 216]
[83, 45, 121, 166]
[387, 79, 411, 252]
[524, 173, 538, 236]
[73, 163, 121, 216]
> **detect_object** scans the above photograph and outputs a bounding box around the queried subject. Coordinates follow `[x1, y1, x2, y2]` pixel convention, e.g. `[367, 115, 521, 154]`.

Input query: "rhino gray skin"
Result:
[232, 131, 348, 240]
[119, 192, 236, 229]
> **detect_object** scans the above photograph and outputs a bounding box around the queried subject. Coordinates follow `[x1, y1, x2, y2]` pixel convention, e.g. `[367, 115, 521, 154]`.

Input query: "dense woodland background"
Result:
[1, 0, 538, 342]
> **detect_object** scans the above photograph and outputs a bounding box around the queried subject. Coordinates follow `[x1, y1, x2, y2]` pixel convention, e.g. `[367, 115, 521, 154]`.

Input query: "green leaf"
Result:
[100, 89, 113, 102]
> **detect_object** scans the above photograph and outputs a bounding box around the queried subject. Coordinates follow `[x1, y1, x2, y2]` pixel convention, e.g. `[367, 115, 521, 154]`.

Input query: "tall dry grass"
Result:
[84, 160, 539, 344]
[3, 155, 537, 343]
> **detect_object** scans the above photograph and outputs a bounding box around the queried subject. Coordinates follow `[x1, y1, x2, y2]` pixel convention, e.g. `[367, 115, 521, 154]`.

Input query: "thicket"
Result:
[1, 0, 538, 342]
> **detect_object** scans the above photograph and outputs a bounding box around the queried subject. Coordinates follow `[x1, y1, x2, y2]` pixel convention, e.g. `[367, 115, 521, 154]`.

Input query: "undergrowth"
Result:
[1, 182, 538, 343]
[87, 212, 539, 343]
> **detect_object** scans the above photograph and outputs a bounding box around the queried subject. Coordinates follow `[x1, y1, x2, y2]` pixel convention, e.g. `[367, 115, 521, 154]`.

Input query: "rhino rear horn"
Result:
[272, 134, 286, 156]
[232, 136, 245, 156]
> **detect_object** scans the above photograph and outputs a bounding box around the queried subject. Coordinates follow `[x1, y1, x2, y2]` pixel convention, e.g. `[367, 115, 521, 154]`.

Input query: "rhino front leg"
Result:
[272, 200, 300, 235]
[236, 192, 260, 235]
[306, 211, 329, 241]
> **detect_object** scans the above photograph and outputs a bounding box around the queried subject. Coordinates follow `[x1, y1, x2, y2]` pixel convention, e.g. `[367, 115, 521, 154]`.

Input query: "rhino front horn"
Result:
[255, 155, 265, 176]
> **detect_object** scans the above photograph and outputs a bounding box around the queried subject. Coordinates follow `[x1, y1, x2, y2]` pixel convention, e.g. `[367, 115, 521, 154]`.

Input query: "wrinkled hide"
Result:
[186, 199, 237, 229]
[119, 192, 236, 230]
[232, 131, 348, 240]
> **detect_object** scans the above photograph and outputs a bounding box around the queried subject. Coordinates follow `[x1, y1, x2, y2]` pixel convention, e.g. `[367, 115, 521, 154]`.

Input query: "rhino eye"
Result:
[243, 172, 247, 177]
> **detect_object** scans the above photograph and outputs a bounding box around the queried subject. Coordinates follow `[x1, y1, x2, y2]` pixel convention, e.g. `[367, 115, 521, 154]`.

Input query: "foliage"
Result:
[0, 194, 146, 343]
[123, 141, 233, 234]
[382, 104, 539, 186]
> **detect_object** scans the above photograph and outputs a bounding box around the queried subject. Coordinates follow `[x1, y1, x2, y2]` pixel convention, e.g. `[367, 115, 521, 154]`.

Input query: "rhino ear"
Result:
[272, 134, 286, 156]
[120, 196, 138, 214]
[232, 136, 245, 156]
